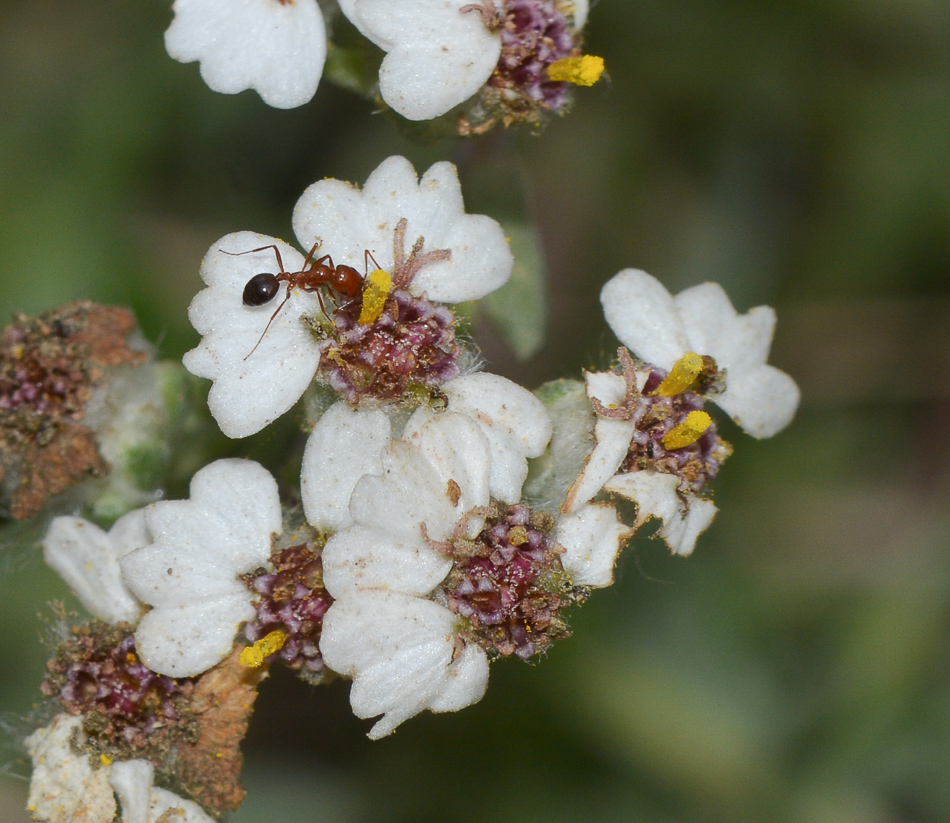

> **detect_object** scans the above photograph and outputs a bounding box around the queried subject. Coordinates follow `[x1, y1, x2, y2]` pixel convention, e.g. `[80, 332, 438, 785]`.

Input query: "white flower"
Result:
[120, 459, 281, 677]
[337, 0, 589, 120]
[601, 269, 800, 439]
[42, 509, 149, 625]
[165, 0, 326, 109]
[25, 715, 212, 823]
[184, 155, 513, 438]
[302, 372, 553, 533]
[320, 411, 628, 738]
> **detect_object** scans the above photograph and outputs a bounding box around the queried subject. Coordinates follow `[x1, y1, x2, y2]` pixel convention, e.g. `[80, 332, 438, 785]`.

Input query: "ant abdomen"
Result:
[243, 273, 281, 307]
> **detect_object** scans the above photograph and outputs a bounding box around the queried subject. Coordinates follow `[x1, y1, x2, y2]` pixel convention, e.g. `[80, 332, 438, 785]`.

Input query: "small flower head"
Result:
[40, 621, 197, 760]
[242, 542, 334, 681]
[0, 301, 146, 519]
[165, 0, 327, 109]
[319, 410, 628, 738]
[185, 156, 512, 437]
[565, 270, 799, 555]
[340, 0, 599, 130]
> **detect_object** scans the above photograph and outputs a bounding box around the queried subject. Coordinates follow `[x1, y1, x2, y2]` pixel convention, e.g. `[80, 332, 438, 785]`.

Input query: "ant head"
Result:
[243, 273, 280, 306]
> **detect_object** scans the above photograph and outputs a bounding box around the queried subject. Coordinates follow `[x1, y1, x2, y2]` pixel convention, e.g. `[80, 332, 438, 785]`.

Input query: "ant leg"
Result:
[243, 290, 292, 361]
[221, 244, 286, 274]
[300, 241, 326, 270]
[364, 249, 384, 274]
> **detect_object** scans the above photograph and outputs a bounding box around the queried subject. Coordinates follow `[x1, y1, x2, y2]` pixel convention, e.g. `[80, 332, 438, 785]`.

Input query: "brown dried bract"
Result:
[0, 301, 146, 519]
[175, 649, 266, 817]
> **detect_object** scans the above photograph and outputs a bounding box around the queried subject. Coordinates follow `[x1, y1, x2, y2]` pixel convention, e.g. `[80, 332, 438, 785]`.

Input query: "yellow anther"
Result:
[239, 630, 287, 668]
[509, 526, 528, 546]
[661, 410, 713, 450]
[547, 55, 605, 86]
[358, 268, 393, 325]
[99, 754, 113, 766]
[655, 352, 704, 397]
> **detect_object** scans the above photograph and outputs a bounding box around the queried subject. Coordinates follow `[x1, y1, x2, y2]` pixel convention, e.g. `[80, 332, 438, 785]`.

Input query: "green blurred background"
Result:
[3, 1, 950, 821]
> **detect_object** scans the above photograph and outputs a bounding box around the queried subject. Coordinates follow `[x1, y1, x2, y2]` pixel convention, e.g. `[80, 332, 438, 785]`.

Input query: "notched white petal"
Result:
[604, 472, 717, 557]
[165, 0, 327, 109]
[717, 363, 801, 439]
[43, 510, 147, 625]
[563, 371, 635, 514]
[601, 269, 689, 370]
[184, 231, 323, 438]
[349, 441, 459, 543]
[132, 594, 256, 678]
[302, 402, 393, 532]
[25, 714, 116, 823]
[321, 589, 479, 738]
[352, 0, 501, 120]
[556, 503, 633, 588]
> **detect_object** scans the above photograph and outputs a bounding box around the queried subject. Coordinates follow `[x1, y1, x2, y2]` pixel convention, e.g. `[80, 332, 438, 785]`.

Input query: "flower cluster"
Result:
[164, 0, 604, 132]
[19, 154, 798, 821]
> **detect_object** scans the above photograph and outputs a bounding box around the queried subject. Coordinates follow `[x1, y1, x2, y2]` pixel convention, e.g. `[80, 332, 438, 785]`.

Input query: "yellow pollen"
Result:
[509, 526, 528, 546]
[662, 410, 713, 450]
[239, 630, 287, 668]
[358, 268, 393, 325]
[655, 352, 704, 396]
[99, 754, 112, 766]
[547, 55, 605, 86]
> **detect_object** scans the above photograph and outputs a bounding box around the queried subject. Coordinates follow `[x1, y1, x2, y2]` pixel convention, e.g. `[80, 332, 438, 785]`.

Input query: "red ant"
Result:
[224, 242, 375, 359]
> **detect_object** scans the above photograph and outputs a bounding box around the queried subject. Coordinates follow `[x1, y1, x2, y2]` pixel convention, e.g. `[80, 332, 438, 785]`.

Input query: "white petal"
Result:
[110, 759, 153, 823]
[562, 371, 635, 513]
[301, 402, 392, 532]
[353, 0, 501, 120]
[604, 472, 717, 556]
[600, 269, 689, 369]
[673, 282, 777, 372]
[149, 787, 215, 823]
[572, 0, 590, 28]
[133, 593, 255, 678]
[110, 759, 214, 823]
[349, 441, 459, 543]
[406, 373, 551, 503]
[322, 589, 482, 738]
[25, 715, 116, 823]
[716, 363, 801, 439]
[43, 511, 147, 625]
[556, 503, 633, 588]
[165, 0, 326, 109]
[322, 526, 451, 598]
[292, 157, 512, 303]
[427, 641, 489, 712]
[121, 460, 280, 676]
[413, 412, 492, 511]
[183, 232, 323, 438]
